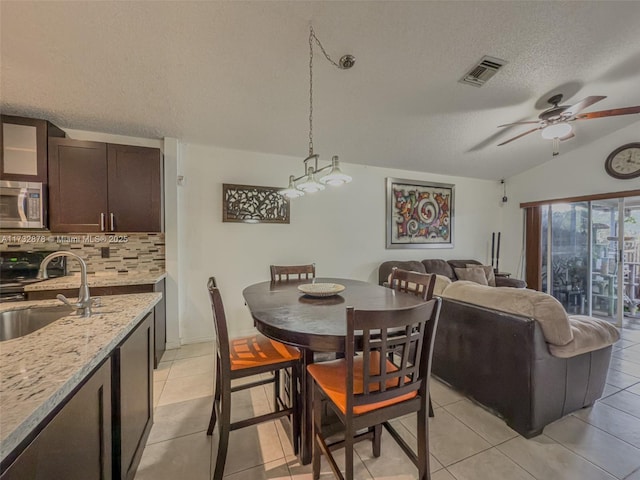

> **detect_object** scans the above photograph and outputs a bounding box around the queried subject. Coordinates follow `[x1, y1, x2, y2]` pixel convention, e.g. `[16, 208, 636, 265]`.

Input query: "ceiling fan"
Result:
[497, 94, 640, 156]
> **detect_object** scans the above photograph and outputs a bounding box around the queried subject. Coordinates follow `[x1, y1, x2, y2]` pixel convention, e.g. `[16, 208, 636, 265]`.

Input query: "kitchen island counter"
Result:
[0, 293, 161, 464]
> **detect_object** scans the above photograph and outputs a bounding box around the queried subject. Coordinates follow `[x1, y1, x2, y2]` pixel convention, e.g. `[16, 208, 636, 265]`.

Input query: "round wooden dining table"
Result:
[242, 277, 427, 465]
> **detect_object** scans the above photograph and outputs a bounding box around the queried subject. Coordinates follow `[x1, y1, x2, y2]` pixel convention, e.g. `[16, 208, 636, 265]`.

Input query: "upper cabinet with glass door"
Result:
[0, 115, 66, 184]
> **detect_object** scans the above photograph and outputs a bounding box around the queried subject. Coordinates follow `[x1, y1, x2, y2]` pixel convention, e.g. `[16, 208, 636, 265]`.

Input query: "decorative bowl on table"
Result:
[297, 283, 346, 298]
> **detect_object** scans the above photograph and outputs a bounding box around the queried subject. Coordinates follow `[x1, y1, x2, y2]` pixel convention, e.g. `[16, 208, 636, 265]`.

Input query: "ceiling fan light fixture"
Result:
[541, 122, 573, 140]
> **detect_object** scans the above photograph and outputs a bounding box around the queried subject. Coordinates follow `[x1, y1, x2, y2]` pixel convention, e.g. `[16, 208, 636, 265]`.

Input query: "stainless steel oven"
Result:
[0, 180, 44, 229]
[0, 251, 66, 302]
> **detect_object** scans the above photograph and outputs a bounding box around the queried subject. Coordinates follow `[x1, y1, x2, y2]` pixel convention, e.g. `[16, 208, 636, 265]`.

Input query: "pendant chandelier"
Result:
[279, 26, 355, 199]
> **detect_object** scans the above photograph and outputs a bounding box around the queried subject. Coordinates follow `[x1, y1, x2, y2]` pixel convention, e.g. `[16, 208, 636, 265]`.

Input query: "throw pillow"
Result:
[454, 267, 489, 286]
[466, 264, 496, 287]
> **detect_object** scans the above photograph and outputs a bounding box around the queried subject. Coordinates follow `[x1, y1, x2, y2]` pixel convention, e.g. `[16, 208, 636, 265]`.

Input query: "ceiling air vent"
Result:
[460, 56, 507, 87]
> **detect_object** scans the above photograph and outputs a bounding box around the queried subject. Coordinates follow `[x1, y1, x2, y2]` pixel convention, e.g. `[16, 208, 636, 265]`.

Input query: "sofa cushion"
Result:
[433, 275, 452, 296]
[454, 267, 489, 285]
[466, 264, 496, 286]
[447, 259, 481, 276]
[441, 281, 574, 346]
[549, 316, 620, 358]
[378, 261, 426, 285]
[421, 259, 456, 280]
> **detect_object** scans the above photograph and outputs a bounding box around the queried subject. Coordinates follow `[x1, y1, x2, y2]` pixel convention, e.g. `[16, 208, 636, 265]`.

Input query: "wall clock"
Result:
[604, 143, 640, 179]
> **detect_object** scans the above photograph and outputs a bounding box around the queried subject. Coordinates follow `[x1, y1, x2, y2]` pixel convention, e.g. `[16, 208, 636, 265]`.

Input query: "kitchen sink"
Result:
[0, 305, 75, 342]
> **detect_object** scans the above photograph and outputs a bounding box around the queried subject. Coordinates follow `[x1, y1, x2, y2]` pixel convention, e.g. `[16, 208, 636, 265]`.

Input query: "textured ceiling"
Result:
[1, 1, 639, 180]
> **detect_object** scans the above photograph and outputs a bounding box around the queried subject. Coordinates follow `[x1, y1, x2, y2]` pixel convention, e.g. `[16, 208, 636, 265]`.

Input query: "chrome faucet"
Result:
[38, 251, 92, 317]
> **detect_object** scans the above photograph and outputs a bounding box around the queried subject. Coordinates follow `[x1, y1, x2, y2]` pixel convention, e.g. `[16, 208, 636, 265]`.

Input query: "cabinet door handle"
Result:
[110, 213, 115, 231]
[100, 213, 106, 232]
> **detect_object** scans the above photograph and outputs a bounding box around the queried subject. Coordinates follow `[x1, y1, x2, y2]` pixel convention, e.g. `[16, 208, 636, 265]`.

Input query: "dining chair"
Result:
[270, 263, 337, 367]
[270, 263, 316, 282]
[207, 277, 302, 480]
[307, 298, 441, 480]
[388, 267, 437, 417]
[388, 267, 436, 301]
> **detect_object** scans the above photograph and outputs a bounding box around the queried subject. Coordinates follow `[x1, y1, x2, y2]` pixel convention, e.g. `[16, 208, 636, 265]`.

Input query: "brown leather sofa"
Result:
[377, 260, 616, 438]
[432, 297, 613, 438]
[378, 259, 526, 288]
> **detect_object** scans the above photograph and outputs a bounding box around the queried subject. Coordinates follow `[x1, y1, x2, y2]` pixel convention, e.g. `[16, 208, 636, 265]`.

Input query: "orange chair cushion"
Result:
[229, 334, 300, 371]
[307, 353, 417, 415]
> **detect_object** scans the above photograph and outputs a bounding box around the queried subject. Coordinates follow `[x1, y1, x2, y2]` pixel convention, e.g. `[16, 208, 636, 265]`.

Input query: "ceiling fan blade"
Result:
[497, 127, 541, 146]
[497, 121, 539, 128]
[563, 96, 607, 117]
[575, 105, 640, 120]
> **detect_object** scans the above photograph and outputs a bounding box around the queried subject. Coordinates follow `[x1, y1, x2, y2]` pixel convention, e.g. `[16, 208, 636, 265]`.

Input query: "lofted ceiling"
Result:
[1, 1, 639, 180]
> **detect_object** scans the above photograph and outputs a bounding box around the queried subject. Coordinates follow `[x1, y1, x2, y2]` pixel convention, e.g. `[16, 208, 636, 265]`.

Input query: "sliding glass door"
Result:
[591, 199, 621, 321]
[538, 196, 640, 327]
[541, 203, 589, 314]
[621, 200, 640, 321]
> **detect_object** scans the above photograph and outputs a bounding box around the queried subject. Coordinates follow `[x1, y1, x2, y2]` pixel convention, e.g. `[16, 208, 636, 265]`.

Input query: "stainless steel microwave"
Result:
[0, 180, 44, 229]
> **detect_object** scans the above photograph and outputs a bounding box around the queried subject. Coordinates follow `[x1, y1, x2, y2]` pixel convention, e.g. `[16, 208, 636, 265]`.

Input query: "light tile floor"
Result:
[135, 328, 640, 480]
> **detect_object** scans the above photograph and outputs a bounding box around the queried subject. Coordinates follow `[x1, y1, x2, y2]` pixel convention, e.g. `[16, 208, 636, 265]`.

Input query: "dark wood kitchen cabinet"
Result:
[0, 307, 156, 480]
[48, 138, 162, 233]
[0, 115, 65, 184]
[0, 359, 112, 480]
[112, 311, 154, 480]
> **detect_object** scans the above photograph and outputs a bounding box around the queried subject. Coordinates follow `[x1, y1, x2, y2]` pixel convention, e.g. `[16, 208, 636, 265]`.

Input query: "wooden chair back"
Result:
[207, 277, 230, 374]
[388, 267, 436, 301]
[345, 298, 440, 412]
[270, 264, 316, 282]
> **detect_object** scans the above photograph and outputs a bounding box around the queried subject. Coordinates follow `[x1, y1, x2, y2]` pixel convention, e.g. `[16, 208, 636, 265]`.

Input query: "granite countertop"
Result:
[24, 271, 166, 291]
[0, 293, 161, 462]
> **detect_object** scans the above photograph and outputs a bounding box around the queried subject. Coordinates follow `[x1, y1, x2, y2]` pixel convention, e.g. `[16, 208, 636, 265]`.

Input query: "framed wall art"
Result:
[222, 184, 290, 224]
[386, 177, 454, 248]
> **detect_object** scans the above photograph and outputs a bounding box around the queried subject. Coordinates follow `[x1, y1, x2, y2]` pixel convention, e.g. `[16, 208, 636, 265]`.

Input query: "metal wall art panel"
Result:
[222, 184, 290, 224]
[386, 177, 455, 249]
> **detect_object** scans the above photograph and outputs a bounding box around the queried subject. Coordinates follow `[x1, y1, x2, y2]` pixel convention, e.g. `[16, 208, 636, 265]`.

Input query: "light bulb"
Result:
[296, 167, 325, 193]
[320, 156, 352, 186]
[279, 176, 304, 198]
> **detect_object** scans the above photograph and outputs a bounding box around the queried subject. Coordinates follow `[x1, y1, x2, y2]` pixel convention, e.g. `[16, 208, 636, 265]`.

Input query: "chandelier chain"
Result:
[310, 26, 342, 69]
[309, 29, 314, 156]
[308, 26, 347, 157]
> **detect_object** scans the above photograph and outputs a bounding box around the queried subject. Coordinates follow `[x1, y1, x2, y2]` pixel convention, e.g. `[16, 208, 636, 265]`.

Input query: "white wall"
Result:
[177, 143, 502, 342]
[500, 120, 640, 278]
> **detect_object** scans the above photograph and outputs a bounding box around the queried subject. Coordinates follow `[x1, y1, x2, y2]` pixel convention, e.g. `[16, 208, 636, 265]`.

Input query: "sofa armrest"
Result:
[495, 277, 526, 288]
[549, 315, 619, 358]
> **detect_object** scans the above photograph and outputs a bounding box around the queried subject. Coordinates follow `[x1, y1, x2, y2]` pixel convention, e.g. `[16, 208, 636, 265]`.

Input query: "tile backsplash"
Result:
[0, 232, 165, 273]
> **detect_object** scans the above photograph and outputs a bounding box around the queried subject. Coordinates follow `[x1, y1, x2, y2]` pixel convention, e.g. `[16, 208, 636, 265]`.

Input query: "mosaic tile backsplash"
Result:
[0, 232, 165, 274]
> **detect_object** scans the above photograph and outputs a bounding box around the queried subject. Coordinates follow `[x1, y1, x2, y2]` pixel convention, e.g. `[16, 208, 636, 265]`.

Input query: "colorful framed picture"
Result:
[223, 184, 290, 224]
[386, 178, 454, 248]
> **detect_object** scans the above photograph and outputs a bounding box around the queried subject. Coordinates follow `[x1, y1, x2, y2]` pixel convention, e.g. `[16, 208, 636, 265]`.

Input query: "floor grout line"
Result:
[624, 464, 640, 480]
[598, 397, 640, 422]
[146, 427, 210, 447]
[546, 416, 640, 480]
[492, 434, 597, 480]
